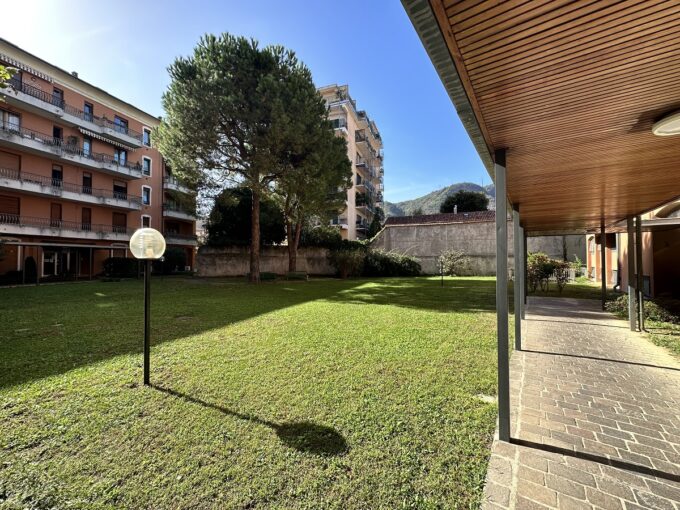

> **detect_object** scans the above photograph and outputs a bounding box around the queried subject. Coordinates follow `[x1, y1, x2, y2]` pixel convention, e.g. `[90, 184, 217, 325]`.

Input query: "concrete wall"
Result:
[197, 245, 334, 277]
[372, 221, 587, 275]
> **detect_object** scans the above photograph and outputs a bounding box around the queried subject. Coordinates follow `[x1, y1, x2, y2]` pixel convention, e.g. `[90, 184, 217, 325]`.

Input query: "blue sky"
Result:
[4, 0, 488, 202]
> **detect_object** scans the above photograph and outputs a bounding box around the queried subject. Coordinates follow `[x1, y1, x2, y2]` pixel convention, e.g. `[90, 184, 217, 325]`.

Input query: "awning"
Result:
[78, 127, 137, 151]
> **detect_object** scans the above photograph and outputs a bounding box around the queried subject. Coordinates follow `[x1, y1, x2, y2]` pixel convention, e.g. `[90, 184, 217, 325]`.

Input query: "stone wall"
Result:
[196, 245, 334, 277]
[371, 221, 586, 275]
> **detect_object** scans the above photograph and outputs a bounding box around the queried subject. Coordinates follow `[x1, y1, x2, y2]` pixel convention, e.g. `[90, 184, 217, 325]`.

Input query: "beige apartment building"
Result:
[0, 39, 196, 283]
[319, 84, 384, 240]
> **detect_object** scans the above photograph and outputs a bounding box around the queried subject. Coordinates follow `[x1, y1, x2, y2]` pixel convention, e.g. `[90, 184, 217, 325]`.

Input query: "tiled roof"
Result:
[384, 210, 495, 226]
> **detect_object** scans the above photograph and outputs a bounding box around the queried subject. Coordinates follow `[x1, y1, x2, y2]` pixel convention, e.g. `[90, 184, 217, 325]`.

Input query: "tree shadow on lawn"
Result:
[0, 276, 497, 390]
[152, 384, 348, 457]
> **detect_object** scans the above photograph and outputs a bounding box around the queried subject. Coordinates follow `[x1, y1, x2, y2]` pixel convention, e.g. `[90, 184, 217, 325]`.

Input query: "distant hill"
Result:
[384, 182, 495, 217]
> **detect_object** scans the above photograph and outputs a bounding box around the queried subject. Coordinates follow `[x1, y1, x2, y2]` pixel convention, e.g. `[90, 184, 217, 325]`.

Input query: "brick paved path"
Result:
[482, 297, 680, 509]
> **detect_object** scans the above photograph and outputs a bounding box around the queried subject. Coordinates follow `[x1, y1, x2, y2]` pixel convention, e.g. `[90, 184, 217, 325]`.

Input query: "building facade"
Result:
[586, 198, 680, 297]
[318, 84, 384, 240]
[0, 39, 196, 283]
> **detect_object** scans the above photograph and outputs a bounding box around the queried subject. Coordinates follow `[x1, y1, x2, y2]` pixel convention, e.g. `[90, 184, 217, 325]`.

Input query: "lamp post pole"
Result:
[144, 259, 151, 386]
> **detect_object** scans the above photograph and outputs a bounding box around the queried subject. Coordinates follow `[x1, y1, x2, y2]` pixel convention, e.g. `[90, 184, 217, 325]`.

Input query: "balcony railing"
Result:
[0, 123, 143, 174]
[0, 167, 142, 205]
[163, 203, 196, 217]
[8, 78, 143, 143]
[0, 212, 135, 235]
[164, 231, 198, 242]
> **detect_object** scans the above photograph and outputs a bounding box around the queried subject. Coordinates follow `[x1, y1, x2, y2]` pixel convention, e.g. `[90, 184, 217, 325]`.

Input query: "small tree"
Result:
[207, 187, 285, 246]
[411, 207, 423, 216]
[440, 190, 489, 213]
[438, 250, 470, 276]
[0, 66, 17, 102]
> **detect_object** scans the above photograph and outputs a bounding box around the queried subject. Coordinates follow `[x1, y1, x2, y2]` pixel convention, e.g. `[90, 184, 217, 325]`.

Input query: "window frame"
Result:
[141, 215, 151, 228]
[142, 156, 152, 176]
[142, 127, 152, 147]
[141, 185, 152, 206]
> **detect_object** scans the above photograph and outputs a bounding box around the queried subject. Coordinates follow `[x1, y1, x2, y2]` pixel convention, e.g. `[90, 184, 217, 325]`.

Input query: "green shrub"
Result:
[605, 295, 680, 324]
[362, 250, 421, 277]
[103, 257, 138, 277]
[300, 225, 343, 249]
[527, 252, 571, 293]
[24, 256, 37, 283]
[153, 247, 188, 275]
[328, 249, 365, 279]
[438, 250, 469, 276]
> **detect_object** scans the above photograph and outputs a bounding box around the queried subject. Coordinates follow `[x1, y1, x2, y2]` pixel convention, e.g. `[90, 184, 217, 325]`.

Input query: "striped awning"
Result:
[0, 53, 53, 82]
[78, 127, 137, 151]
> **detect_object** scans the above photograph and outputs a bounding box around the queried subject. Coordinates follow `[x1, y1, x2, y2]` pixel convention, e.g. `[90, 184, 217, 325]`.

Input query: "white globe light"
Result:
[129, 228, 166, 259]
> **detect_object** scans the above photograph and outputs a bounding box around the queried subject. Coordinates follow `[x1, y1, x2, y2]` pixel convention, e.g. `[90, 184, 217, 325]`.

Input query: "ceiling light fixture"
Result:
[652, 111, 680, 136]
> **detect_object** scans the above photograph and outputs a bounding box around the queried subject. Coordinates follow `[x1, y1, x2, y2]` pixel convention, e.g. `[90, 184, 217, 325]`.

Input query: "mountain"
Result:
[384, 182, 495, 217]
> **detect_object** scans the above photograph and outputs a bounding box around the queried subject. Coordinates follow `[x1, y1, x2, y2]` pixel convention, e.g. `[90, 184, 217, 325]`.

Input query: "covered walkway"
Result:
[483, 297, 680, 509]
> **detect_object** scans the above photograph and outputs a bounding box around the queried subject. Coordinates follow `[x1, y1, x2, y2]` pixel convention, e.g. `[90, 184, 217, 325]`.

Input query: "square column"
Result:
[513, 206, 522, 351]
[495, 149, 510, 442]
[626, 217, 636, 331]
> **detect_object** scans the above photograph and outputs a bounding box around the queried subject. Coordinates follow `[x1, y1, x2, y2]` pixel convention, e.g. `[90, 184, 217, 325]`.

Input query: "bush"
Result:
[328, 249, 365, 279]
[153, 247, 188, 274]
[103, 257, 138, 277]
[300, 225, 343, 249]
[606, 295, 680, 324]
[362, 250, 421, 277]
[24, 256, 37, 283]
[438, 249, 469, 276]
[0, 270, 23, 285]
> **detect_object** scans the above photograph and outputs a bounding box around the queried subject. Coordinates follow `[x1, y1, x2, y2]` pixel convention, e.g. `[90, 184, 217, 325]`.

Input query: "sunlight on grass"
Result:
[0, 277, 499, 508]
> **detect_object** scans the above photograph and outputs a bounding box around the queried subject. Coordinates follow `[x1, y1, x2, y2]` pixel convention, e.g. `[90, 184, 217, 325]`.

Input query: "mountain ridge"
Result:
[384, 182, 495, 217]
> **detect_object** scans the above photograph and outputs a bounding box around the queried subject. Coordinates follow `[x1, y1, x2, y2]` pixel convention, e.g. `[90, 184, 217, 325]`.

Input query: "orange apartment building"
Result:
[0, 39, 196, 283]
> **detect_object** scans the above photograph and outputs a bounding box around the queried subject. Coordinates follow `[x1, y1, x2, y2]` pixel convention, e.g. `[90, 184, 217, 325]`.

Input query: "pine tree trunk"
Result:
[287, 221, 296, 273]
[250, 189, 261, 283]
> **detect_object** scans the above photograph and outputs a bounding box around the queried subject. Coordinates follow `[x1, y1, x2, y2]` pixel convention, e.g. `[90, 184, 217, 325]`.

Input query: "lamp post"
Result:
[129, 228, 166, 386]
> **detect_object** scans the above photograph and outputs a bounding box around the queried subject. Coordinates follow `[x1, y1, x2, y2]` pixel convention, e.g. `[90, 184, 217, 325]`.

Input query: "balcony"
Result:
[163, 175, 193, 194]
[0, 213, 133, 241]
[0, 167, 142, 210]
[330, 117, 348, 135]
[164, 231, 198, 246]
[4, 78, 144, 147]
[0, 124, 143, 179]
[163, 202, 196, 221]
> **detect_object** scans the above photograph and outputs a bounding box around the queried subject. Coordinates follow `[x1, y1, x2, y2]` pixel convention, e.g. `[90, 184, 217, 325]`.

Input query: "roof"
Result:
[402, 0, 680, 235]
[385, 210, 495, 226]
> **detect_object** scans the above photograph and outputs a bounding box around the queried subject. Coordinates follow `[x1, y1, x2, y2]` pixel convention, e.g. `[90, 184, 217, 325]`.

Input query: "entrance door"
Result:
[43, 250, 57, 276]
[82, 172, 92, 194]
[52, 165, 63, 187]
[82, 207, 91, 231]
[112, 212, 127, 233]
[50, 203, 62, 228]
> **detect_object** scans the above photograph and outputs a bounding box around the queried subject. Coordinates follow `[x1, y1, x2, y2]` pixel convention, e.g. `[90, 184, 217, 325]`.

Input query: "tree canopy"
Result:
[440, 190, 489, 213]
[207, 187, 285, 247]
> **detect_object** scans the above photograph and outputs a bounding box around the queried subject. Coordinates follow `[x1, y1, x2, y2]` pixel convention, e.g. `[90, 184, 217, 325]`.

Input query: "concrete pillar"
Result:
[513, 207, 522, 351]
[635, 215, 644, 331]
[495, 149, 510, 442]
[520, 226, 526, 320]
[600, 221, 606, 310]
[626, 217, 636, 331]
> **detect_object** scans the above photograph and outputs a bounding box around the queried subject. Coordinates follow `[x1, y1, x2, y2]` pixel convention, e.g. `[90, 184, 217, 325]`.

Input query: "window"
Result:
[50, 203, 62, 228]
[51, 165, 63, 187]
[1, 111, 20, 132]
[141, 215, 151, 228]
[142, 157, 152, 176]
[143, 128, 151, 147]
[52, 88, 64, 108]
[112, 212, 127, 233]
[82, 208, 91, 231]
[113, 180, 128, 200]
[142, 186, 151, 206]
[84, 102, 94, 122]
[0, 195, 20, 217]
[83, 136, 92, 157]
[114, 148, 127, 166]
[114, 116, 128, 135]
[53, 126, 63, 141]
[82, 172, 92, 194]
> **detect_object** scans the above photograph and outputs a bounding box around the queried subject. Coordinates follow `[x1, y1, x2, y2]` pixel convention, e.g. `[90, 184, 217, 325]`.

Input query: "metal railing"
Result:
[7, 78, 143, 143]
[0, 123, 143, 174]
[164, 175, 192, 191]
[163, 202, 196, 217]
[163, 231, 198, 241]
[0, 213, 135, 235]
[0, 167, 142, 205]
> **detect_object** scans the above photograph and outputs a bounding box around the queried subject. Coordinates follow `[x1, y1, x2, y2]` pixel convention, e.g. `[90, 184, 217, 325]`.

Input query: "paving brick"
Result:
[516, 478, 557, 507]
[548, 462, 597, 487]
[632, 489, 675, 510]
[546, 473, 586, 500]
[586, 487, 623, 510]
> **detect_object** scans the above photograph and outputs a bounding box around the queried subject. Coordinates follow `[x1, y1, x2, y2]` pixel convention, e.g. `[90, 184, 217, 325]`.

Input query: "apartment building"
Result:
[0, 39, 196, 283]
[319, 84, 384, 240]
[586, 198, 680, 297]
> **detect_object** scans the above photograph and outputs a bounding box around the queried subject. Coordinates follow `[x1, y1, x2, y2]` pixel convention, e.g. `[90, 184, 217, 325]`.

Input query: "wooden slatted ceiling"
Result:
[432, 0, 680, 233]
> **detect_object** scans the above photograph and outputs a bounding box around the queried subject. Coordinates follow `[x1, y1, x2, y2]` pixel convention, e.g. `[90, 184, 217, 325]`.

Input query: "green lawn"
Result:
[0, 277, 500, 509]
